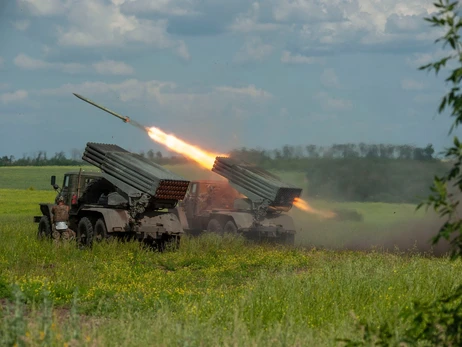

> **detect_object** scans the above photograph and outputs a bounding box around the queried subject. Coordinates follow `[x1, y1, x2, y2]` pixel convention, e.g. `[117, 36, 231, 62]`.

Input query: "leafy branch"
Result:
[417, 0, 462, 260]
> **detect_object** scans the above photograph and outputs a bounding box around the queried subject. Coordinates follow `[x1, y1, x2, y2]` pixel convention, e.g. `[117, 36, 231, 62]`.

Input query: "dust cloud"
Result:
[342, 214, 452, 256]
[293, 205, 454, 257]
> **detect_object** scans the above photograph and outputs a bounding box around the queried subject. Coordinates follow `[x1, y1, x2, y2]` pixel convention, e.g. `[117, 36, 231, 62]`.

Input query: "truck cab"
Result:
[51, 170, 103, 208]
[34, 169, 108, 241]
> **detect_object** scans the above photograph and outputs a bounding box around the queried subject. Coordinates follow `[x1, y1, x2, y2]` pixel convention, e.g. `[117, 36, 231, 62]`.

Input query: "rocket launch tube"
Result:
[73, 93, 147, 131]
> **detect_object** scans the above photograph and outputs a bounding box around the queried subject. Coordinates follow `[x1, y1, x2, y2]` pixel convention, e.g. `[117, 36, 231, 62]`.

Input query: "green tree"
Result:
[417, 0, 462, 259]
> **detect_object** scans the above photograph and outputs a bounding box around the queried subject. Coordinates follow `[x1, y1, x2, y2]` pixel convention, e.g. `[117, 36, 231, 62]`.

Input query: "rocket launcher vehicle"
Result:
[211, 156, 303, 211]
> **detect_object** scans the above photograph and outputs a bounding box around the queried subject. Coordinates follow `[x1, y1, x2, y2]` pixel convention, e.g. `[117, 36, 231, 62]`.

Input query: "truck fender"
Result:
[139, 212, 185, 235]
[79, 208, 130, 232]
[34, 203, 54, 223]
[39, 203, 54, 218]
[170, 206, 190, 230]
[211, 211, 296, 231]
[260, 214, 296, 231]
[211, 211, 254, 229]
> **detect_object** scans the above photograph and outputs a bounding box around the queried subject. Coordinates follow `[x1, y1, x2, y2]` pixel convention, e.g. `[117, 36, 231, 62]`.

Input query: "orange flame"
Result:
[147, 126, 225, 170]
[145, 126, 335, 219]
[293, 197, 337, 219]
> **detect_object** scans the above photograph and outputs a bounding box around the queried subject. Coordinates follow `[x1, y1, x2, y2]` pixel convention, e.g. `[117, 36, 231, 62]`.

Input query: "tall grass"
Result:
[1, 209, 460, 346]
[0, 172, 455, 346]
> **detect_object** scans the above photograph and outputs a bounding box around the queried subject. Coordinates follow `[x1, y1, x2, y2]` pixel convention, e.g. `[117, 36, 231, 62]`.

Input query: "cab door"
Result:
[184, 182, 199, 219]
[60, 175, 72, 206]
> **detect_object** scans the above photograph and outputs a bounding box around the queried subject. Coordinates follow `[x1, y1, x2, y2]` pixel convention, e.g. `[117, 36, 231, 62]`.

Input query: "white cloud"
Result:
[16, 0, 441, 63]
[406, 49, 453, 68]
[0, 90, 28, 104]
[17, 0, 68, 16]
[280, 50, 323, 64]
[38, 79, 174, 102]
[314, 91, 352, 111]
[14, 54, 86, 73]
[19, 0, 190, 60]
[413, 92, 441, 104]
[281, 0, 439, 53]
[38, 79, 272, 101]
[117, 0, 198, 16]
[229, 2, 281, 33]
[92, 60, 135, 75]
[175, 41, 191, 61]
[401, 78, 426, 91]
[320, 68, 340, 88]
[14, 54, 136, 76]
[0, 113, 40, 126]
[13, 20, 31, 31]
[37, 80, 272, 120]
[271, 0, 345, 23]
[233, 37, 273, 63]
[214, 85, 272, 99]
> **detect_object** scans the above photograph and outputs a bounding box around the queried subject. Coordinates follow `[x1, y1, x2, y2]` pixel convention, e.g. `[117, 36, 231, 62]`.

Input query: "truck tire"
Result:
[281, 233, 295, 246]
[158, 235, 181, 252]
[94, 218, 109, 242]
[77, 217, 94, 247]
[38, 216, 52, 240]
[207, 219, 222, 233]
[223, 220, 238, 234]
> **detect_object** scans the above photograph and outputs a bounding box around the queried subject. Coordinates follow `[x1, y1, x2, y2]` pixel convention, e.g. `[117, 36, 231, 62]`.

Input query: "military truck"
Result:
[176, 156, 303, 245]
[34, 142, 190, 249]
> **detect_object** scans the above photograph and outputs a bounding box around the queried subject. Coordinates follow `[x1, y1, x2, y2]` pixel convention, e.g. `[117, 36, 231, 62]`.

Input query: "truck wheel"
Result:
[281, 233, 295, 246]
[77, 217, 94, 247]
[38, 216, 52, 240]
[207, 219, 222, 234]
[94, 218, 109, 242]
[158, 235, 181, 252]
[223, 220, 238, 234]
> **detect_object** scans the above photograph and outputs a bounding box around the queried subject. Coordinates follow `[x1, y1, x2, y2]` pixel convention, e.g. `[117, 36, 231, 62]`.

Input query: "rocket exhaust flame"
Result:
[73, 93, 223, 170]
[293, 198, 337, 219]
[147, 127, 224, 170]
[73, 92, 336, 218]
[148, 128, 336, 218]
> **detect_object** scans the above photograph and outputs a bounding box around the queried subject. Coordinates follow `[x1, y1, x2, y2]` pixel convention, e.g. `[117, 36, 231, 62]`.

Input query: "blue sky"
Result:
[0, 0, 459, 159]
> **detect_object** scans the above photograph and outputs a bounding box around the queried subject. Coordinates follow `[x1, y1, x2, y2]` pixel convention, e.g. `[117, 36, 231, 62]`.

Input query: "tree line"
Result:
[225, 143, 446, 204]
[0, 150, 83, 167]
[0, 143, 447, 204]
[229, 143, 437, 162]
[0, 143, 438, 167]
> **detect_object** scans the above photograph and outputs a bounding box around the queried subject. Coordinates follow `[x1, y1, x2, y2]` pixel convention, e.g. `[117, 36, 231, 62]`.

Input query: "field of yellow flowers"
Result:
[0, 175, 461, 345]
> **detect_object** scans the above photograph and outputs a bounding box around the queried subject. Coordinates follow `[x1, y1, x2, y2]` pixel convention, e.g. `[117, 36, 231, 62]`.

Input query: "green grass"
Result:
[0, 186, 458, 346]
[0, 167, 454, 346]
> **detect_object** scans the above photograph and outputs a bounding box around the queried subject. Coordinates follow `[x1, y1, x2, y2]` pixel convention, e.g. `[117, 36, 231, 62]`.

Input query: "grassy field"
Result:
[0, 167, 458, 346]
